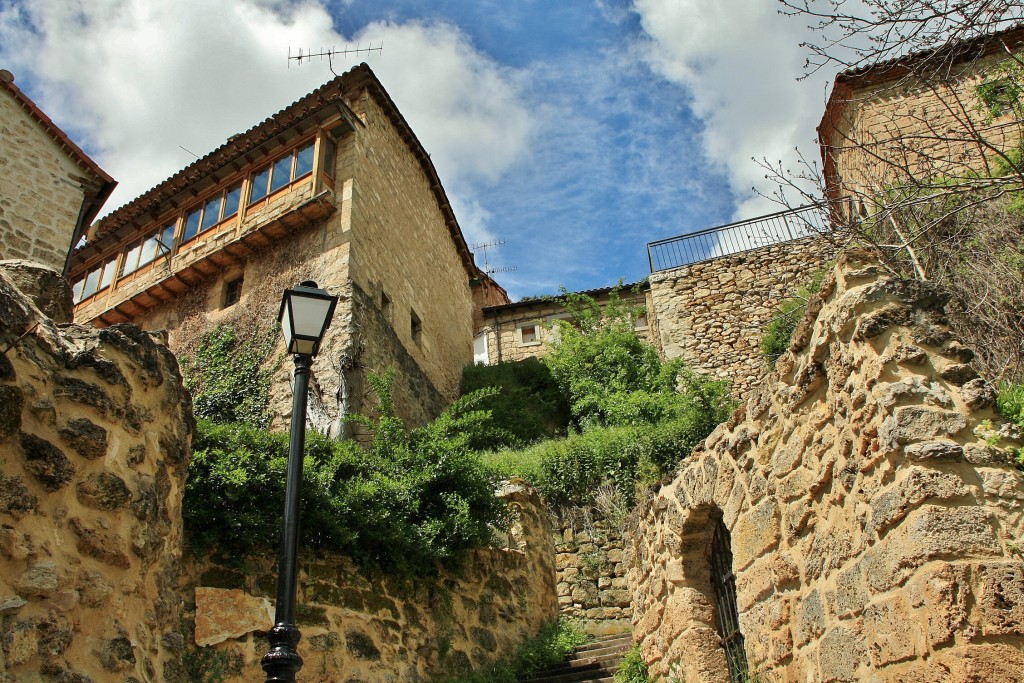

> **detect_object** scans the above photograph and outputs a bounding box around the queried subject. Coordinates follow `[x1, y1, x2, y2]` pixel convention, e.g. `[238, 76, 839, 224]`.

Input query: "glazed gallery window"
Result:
[73, 254, 119, 303]
[248, 141, 315, 204]
[183, 183, 242, 243]
[121, 222, 176, 278]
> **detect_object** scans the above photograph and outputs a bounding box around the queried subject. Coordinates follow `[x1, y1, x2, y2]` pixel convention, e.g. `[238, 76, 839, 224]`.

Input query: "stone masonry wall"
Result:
[0, 87, 88, 272]
[552, 511, 631, 635]
[649, 236, 836, 398]
[188, 482, 558, 682]
[347, 89, 476, 404]
[627, 250, 1024, 683]
[0, 261, 193, 682]
[826, 49, 1024, 210]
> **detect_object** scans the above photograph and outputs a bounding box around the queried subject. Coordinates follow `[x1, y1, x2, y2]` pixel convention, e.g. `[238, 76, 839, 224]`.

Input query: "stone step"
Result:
[520, 631, 632, 683]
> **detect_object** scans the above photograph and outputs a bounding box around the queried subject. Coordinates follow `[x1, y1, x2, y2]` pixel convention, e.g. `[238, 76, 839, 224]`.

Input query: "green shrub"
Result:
[997, 382, 1024, 466]
[543, 284, 729, 431]
[184, 372, 506, 574]
[761, 271, 826, 368]
[180, 325, 276, 427]
[460, 357, 571, 449]
[432, 618, 589, 683]
[614, 646, 650, 683]
[483, 410, 728, 508]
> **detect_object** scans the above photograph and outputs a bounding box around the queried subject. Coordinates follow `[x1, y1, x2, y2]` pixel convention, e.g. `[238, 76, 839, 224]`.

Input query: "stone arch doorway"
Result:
[709, 513, 749, 683]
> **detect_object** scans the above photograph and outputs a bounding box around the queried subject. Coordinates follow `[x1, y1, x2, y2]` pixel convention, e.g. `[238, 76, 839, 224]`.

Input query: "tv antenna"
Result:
[472, 239, 517, 275]
[288, 44, 383, 77]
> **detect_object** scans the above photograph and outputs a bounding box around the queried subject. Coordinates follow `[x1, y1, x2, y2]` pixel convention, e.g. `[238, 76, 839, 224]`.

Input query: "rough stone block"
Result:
[816, 625, 867, 682]
[194, 587, 273, 646]
[731, 498, 781, 569]
[974, 562, 1024, 636]
[864, 594, 924, 666]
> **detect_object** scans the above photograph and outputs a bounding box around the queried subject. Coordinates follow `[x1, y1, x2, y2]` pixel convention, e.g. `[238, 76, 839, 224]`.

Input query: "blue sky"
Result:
[0, 0, 831, 299]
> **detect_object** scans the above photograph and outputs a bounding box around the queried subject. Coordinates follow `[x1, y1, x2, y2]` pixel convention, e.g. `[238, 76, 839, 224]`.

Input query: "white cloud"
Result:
[0, 1, 532, 217]
[631, 0, 832, 217]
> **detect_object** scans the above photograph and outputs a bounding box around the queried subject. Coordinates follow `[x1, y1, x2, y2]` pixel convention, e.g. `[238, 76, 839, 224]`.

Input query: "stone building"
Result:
[475, 282, 653, 366]
[818, 25, 1024, 219]
[67, 64, 507, 431]
[0, 69, 116, 274]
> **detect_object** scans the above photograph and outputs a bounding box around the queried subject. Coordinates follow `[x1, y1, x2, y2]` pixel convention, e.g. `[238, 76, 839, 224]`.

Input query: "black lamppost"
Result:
[262, 280, 338, 683]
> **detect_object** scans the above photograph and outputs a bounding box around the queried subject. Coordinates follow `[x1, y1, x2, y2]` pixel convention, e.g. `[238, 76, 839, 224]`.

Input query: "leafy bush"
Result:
[997, 382, 1024, 466]
[460, 357, 571, 449]
[180, 325, 276, 427]
[432, 618, 589, 683]
[184, 372, 506, 574]
[543, 285, 729, 430]
[614, 646, 651, 683]
[483, 411, 729, 508]
[761, 271, 826, 368]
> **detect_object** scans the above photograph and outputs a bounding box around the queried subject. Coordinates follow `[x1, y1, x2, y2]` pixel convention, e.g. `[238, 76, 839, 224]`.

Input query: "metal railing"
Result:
[646, 204, 827, 272]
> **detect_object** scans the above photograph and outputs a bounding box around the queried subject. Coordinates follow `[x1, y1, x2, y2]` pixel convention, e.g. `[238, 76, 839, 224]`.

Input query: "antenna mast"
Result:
[472, 239, 517, 275]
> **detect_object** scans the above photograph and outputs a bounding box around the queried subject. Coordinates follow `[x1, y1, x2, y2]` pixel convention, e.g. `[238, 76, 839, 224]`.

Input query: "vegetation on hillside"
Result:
[183, 372, 506, 574]
[760, 270, 826, 368]
[465, 285, 734, 509]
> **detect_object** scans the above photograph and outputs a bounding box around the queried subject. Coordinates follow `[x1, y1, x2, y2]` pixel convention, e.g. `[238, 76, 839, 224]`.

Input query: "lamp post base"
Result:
[261, 623, 303, 682]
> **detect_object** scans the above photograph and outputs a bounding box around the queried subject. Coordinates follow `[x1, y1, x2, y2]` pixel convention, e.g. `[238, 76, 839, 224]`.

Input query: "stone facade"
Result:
[649, 236, 836, 397]
[819, 27, 1024, 216]
[627, 250, 1024, 682]
[477, 285, 653, 366]
[68, 64, 499, 432]
[187, 482, 558, 681]
[0, 71, 114, 274]
[552, 511, 631, 635]
[0, 262, 192, 681]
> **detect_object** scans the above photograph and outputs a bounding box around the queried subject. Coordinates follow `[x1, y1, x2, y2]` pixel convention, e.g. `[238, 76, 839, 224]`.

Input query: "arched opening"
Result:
[709, 515, 749, 683]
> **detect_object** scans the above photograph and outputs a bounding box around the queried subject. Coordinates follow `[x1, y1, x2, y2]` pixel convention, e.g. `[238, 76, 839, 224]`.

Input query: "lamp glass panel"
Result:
[289, 295, 333, 339]
[280, 303, 294, 351]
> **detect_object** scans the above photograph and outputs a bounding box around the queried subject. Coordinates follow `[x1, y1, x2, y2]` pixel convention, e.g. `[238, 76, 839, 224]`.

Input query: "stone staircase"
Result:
[521, 632, 633, 683]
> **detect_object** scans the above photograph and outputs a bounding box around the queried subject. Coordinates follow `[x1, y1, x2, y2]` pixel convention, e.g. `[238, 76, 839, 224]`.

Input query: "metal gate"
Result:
[710, 517, 750, 683]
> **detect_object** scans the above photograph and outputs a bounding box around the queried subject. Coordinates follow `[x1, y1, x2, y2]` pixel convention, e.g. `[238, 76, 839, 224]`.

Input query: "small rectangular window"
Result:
[83, 267, 100, 300]
[411, 310, 422, 345]
[322, 140, 336, 178]
[158, 223, 176, 255]
[222, 184, 241, 218]
[72, 278, 84, 303]
[224, 277, 243, 307]
[295, 142, 315, 178]
[201, 195, 222, 231]
[634, 312, 649, 330]
[121, 243, 142, 276]
[249, 166, 271, 204]
[183, 208, 202, 242]
[270, 155, 292, 193]
[519, 323, 539, 345]
[99, 255, 117, 290]
[139, 235, 158, 266]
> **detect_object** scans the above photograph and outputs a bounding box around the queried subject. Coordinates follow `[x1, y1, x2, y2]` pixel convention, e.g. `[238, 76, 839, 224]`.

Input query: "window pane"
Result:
[72, 278, 85, 304]
[158, 223, 176, 255]
[295, 142, 314, 178]
[270, 155, 292, 192]
[122, 243, 142, 276]
[83, 267, 100, 299]
[222, 184, 241, 218]
[139, 235, 158, 266]
[322, 140, 336, 177]
[99, 256, 117, 290]
[249, 167, 270, 203]
[183, 209, 202, 242]
[201, 195, 222, 231]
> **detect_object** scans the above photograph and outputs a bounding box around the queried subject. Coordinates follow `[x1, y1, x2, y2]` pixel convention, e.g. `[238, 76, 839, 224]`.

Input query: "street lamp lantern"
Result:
[278, 280, 338, 356]
[262, 280, 338, 683]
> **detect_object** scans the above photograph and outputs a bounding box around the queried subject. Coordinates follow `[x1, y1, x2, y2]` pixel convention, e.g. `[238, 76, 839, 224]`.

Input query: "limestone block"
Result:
[863, 593, 925, 666]
[816, 624, 867, 682]
[906, 563, 971, 648]
[974, 562, 1024, 636]
[867, 467, 969, 535]
[194, 587, 273, 647]
[14, 561, 59, 598]
[731, 498, 781, 570]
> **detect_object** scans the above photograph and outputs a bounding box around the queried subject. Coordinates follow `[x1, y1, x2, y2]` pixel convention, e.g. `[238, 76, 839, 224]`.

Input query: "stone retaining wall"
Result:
[627, 250, 1024, 682]
[649, 236, 836, 398]
[189, 482, 558, 681]
[0, 261, 193, 682]
[552, 511, 631, 634]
